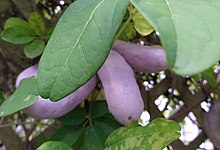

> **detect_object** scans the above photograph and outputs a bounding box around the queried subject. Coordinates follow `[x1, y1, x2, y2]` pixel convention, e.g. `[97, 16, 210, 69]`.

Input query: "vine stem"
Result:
[0, 117, 4, 126]
[0, 120, 50, 128]
[114, 4, 137, 41]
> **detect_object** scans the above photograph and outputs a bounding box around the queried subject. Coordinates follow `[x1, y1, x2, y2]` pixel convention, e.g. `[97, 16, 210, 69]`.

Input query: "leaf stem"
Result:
[114, 4, 137, 41]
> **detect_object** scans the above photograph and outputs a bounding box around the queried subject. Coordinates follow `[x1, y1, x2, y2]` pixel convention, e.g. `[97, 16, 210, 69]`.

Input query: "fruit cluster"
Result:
[16, 40, 167, 125]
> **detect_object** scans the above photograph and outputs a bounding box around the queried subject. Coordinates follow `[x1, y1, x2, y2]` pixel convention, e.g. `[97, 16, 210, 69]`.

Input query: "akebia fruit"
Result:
[98, 50, 144, 125]
[16, 65, 97, 119]
[112, 40, 167, 73]
[15, 64, 38, 88]
[205, 100, 220, 148]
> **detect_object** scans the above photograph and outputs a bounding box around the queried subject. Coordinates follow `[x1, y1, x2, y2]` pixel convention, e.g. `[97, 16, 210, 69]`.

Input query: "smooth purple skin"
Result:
[98, 50, 144, 125]
[16, 65, 97, 119]
[205, 100, 220, 148]
[15, 64, 38, 88]
[112, 40, 167, 73]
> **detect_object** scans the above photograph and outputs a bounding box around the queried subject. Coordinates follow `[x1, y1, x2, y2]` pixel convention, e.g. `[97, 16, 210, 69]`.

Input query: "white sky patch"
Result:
[140, 40, 144, 45]
[155, 95, 169, 111]
[139, 111, 150, 126]
[200, 101, 210, 112]
[180, 113, 200, 144]
[60, 0, 65, 5]
[54, 6, 61, 14]
[199, 139, 214, 150]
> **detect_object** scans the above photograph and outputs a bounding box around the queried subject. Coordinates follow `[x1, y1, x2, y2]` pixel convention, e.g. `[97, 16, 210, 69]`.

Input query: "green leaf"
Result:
[24, 39, 45, 58]
[79, 126, 105, 150]
[132, 12, 154, 36]
[90, 101, 109, 118]
[36, 141, 72, 150]
[4, 17, 34, 34]
[43, 26, 55, 40]
[59, 106, 87, 126]
[51, 126, 83, 146]
[105, 118, 181, 150]
[202, 67, 217, 87]
[1, 28, 35, 44]
[0, 77, 39, 117]
[38, 0, 129, 101]
[118, 22, 137, 41]
[131, 0, 220, 75]
[94, 121, 120, 139]
[28, 12, 46, 35]
[35, 133, 48, 148]
[0, 92, 5, 106]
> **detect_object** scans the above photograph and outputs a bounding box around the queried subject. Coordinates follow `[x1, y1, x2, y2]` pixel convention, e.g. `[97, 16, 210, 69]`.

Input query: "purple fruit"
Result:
[15, 65, 38, 88]
[112, 40, 167, 73]
[98, 50, 144, 125]
[205, 100, 220, 148]
[16, 65, 97, 119]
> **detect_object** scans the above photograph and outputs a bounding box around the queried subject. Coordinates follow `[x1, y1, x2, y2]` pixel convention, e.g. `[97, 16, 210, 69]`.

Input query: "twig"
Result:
[0, 117, 4, 126]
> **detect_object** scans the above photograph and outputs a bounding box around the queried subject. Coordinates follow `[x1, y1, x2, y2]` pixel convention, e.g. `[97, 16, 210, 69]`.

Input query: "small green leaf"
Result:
[36, 141, 72, 150]
[51, 126, 83, 146]
[118, 22, 137, 41]
[38, 0, 129, 101]
[90, 101, 109, 118]
[132, 12, 154, 36]
[79, 126, 106, 150]
[131, 0, 220, 75]
[43, 26, 55, 40]
[202, 67, 217, 87]
[24, 39, 45, 58]
[94, 121, 120, 139]
[105, 118, 181, 150]
[4, 17, 34, 34]
[28, 12, 46, 35]
[0, 92, 5, 105]
[59, 106, 87, 126]
[0, 77, 39, 117]
[1, 28, 35, 44]
[35, 133, 48, 148]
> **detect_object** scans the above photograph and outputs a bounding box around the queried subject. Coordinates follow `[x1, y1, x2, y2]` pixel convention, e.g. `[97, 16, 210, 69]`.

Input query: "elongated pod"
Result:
[98, 50, 144, 125]
[112, 40, 167, 73]
[16, 65, 97, 119]
[205, 100, 220, 148]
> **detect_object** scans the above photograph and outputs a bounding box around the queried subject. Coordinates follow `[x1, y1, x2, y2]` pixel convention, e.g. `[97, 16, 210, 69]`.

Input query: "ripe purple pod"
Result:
[16, 65, 97, 119]
[112, 40, 167, 73]
[98, 50, 144, 125]
[205, 100, 220, 148]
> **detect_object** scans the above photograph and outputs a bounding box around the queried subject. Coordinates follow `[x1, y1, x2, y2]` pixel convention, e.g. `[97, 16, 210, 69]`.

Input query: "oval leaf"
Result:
[105, 118, 181, 150]
[79, 126, 106, 150]
[0, 77, 38, 117]
[38, 0, 129, 101]
[28, 12, 46, 35]
[36, 141, 73, 150]
[24, 39, 45, 58]
[132, 12, 154, 36]
[131, 0, 220, 75]
[4, 17, 34, 34]
[1, 28, 35, 44]
[51, 126, 84, 146]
